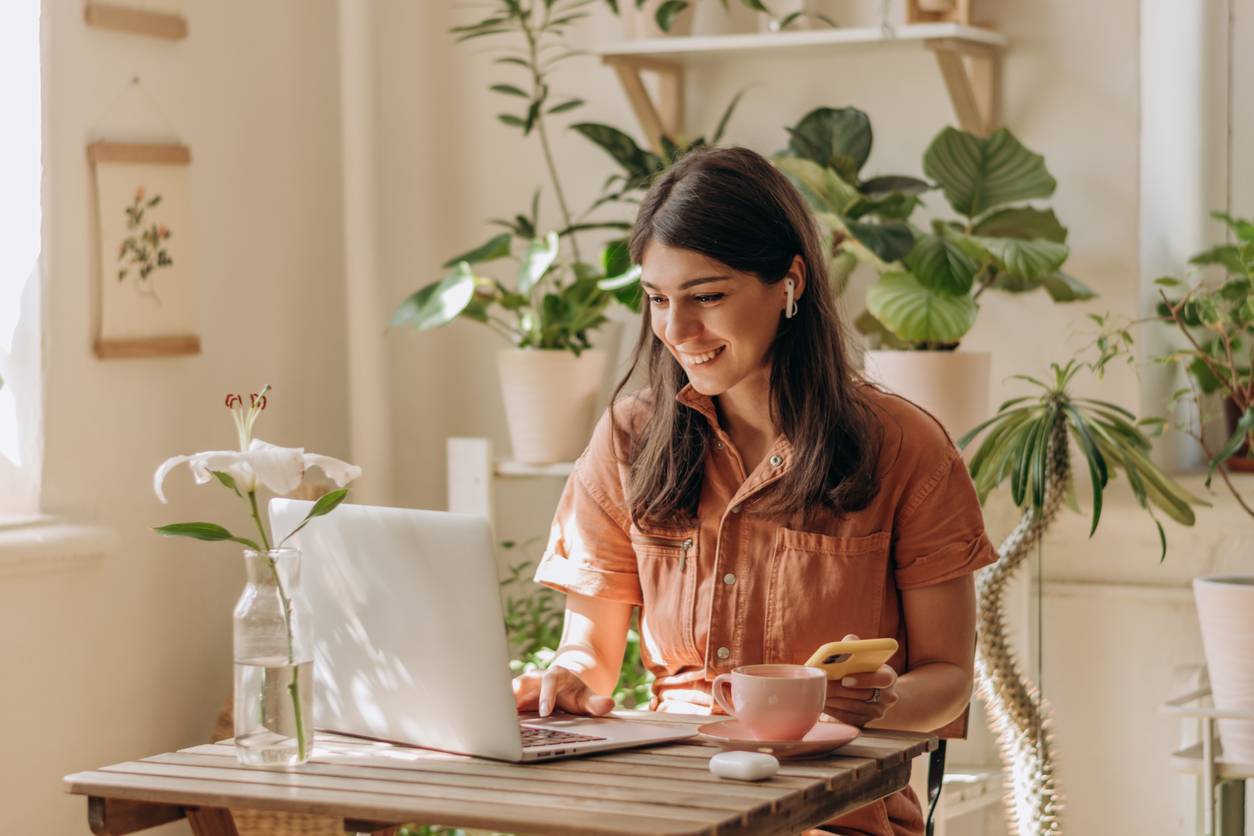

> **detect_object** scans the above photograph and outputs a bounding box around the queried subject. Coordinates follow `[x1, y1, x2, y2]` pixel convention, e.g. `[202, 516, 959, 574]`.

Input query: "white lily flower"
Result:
[154, 438, 362, 503]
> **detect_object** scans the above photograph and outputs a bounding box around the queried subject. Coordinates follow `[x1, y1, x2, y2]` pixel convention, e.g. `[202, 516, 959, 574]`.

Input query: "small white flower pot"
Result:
[497, 348, 608, 464]
[1193, 575, 1254, 762]
[862, 350, 991, 444]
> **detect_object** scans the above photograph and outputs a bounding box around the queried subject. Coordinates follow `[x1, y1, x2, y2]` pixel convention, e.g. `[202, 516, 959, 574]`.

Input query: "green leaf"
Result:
[865, 271, 979, 344]
[773, 156, 858, 214]
[905, 232, 979, 295]
[490, 83, 529, 98]
[498, 114, 526, 128]
[923, 127, 1057, 218]
[547, 98, 585, 114]
[654, 0, 690, 30]
[441, 232, 512, 268]
[601, 239, 632, 277]
[1040, 271, 1098, 302]
[784, 107, 872, 182]
[278, 489, 350, 546]
[518, 232, 560, 295]
[152, 522, 260, 551]
[1189, 244, 1246, 275]
[391, 263, 478, 330]
[710, 88, 749, 145]
[1063, 404, 1108, 536]
[211, 470, 241, 497]
[971, 235, 1070, 280]
[570, 123, 661, 183]
[1154, 276, 1183, 288]
[972, 207, 1068, 243]
[1212, 211, 1254, 243]
[845, 220, 914, 264]
[1207, 407, 1254, 486]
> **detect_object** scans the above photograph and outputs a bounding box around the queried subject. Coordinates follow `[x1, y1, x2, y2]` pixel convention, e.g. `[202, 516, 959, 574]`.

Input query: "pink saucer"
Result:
[696, 719, 860, 759]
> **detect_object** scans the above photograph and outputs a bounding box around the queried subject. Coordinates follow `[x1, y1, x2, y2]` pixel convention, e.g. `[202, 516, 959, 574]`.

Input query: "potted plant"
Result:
[613, 0, 773, 37]
[401, 2, 659, 464]
[958, 354, 1204, 836]
[1152, 211, 1254, 763]
[775, 106, 1097, 440]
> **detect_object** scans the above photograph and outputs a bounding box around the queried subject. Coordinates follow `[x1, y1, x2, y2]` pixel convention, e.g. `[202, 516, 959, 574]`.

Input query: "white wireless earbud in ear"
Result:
[784, 278, 798, 319]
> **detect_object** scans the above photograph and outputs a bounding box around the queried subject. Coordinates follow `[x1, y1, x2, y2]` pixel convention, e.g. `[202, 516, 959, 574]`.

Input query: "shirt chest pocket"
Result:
[763, 528, 891, 664]
[629, 525, 700, 664]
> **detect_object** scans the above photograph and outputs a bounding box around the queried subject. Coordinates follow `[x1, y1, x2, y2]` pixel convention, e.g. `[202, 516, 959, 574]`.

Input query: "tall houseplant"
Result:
[958, 358, 1203, 835]
[394, 0, 645, 463]
[777, 106, 1097, 440]
[1153, 211, 1254, 765]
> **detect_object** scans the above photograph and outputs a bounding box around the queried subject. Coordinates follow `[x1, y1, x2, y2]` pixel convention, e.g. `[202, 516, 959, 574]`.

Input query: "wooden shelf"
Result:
[597, 22, 1006, 59]
[597, 22, 1005, 153]
[1171, 742, 1254, 780]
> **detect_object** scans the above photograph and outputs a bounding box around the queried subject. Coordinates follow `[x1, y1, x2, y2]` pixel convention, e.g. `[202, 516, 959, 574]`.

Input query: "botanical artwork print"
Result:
[117, 186, 174, 304]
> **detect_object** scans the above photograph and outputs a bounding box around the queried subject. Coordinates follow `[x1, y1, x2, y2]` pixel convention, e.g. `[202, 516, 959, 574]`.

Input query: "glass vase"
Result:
[233, 547, 313, 766]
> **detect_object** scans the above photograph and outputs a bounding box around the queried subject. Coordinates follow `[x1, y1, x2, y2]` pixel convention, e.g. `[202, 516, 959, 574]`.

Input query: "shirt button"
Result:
[731, 504, 741, 514]
[723, 573, 736, 585]
[716, 441, 724, 449]
[716, 646, 731, 660]
[769, 455, 783, 467]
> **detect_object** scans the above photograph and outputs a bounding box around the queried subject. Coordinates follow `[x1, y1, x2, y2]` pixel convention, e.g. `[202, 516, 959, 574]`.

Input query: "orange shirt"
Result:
[534, 383, 998, 835]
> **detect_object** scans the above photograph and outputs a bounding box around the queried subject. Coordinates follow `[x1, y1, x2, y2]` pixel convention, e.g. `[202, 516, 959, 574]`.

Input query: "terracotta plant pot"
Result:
[862, 350, 991, 444]
[1193, 576, 1254, 761]
[497, 348, 608, 464]
[622, 0, 696, 38]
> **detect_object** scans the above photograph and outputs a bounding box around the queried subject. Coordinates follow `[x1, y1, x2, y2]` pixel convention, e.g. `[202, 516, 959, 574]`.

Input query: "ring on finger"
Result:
[864, 687, 881, 705]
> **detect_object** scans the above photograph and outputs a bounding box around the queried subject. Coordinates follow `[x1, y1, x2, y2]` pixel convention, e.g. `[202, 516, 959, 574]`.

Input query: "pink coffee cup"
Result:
[711, 664, 827, 740]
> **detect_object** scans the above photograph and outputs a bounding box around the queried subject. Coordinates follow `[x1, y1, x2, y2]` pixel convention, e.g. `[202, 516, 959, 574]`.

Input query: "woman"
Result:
[512, 146, 997, 835]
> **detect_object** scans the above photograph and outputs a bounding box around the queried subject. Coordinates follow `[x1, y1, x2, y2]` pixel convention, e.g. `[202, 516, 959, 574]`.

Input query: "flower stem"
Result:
[247, 490, 307, 760]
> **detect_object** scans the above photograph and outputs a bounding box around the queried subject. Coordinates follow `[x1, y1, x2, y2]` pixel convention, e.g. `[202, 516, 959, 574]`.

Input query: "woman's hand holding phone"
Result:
[813, 634, 900, 727]
[512, 666, 615, 718]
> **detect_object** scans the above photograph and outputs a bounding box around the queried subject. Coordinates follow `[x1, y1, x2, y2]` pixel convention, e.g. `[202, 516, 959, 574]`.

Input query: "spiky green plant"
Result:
[958, 359, 1207, 560]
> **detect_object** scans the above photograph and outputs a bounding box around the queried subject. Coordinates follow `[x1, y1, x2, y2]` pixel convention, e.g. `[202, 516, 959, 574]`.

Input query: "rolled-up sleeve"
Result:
[893, 450, 998, 589]
[533, 410, 643, 606]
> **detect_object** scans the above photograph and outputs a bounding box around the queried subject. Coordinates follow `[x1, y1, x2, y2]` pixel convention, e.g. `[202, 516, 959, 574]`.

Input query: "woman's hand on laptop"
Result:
[513, 665, 615, 718]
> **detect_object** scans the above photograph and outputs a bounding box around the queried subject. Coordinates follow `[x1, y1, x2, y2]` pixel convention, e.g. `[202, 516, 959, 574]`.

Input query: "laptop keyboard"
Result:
[520, 724, 607, 748]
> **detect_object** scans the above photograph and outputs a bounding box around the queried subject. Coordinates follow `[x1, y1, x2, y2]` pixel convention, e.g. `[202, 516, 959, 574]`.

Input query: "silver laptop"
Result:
[268, 498, 695, 762]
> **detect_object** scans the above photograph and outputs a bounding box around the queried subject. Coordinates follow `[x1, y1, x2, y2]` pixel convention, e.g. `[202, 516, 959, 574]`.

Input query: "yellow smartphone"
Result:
[804, 638, 899, 680]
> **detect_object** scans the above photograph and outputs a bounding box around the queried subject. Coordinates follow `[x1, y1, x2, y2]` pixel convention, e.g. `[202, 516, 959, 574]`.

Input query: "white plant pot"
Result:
[863, 350, 991, 444]
[1193, 575, 1254, 762]
[497, 348, 608, 465]
[622, 0, 696, 38]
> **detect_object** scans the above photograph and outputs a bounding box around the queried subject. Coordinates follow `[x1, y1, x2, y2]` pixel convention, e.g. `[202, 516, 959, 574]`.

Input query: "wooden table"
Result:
[65, 711, 935, 835]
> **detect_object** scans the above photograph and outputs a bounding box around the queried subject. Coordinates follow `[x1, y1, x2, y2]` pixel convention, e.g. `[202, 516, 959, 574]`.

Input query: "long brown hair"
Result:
[612, 146, 882, 525]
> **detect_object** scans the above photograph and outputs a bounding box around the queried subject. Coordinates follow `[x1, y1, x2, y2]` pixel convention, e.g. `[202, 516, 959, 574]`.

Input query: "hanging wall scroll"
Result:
[88, 141, 200, 359]
[84, 1, 188, 41]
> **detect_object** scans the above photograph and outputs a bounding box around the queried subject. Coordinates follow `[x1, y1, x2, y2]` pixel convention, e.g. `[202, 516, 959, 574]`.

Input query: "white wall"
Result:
[0, 2, 348, 833]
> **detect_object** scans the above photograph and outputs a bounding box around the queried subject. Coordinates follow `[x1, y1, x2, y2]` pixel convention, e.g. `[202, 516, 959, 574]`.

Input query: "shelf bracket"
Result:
[926, 38, 1000, 137]
[601, 55, 685, 156]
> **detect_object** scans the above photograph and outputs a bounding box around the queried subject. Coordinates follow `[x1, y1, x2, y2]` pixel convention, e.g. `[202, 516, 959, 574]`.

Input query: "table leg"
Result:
[88, 797, 185, 835]
[343, 820, 404, 835]
[186, 807, 240, 836]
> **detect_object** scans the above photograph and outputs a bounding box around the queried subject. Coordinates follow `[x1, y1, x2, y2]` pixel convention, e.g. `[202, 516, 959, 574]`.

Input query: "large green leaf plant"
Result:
[392, 0, 642, 353]
[778, 107, 1099, 350]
